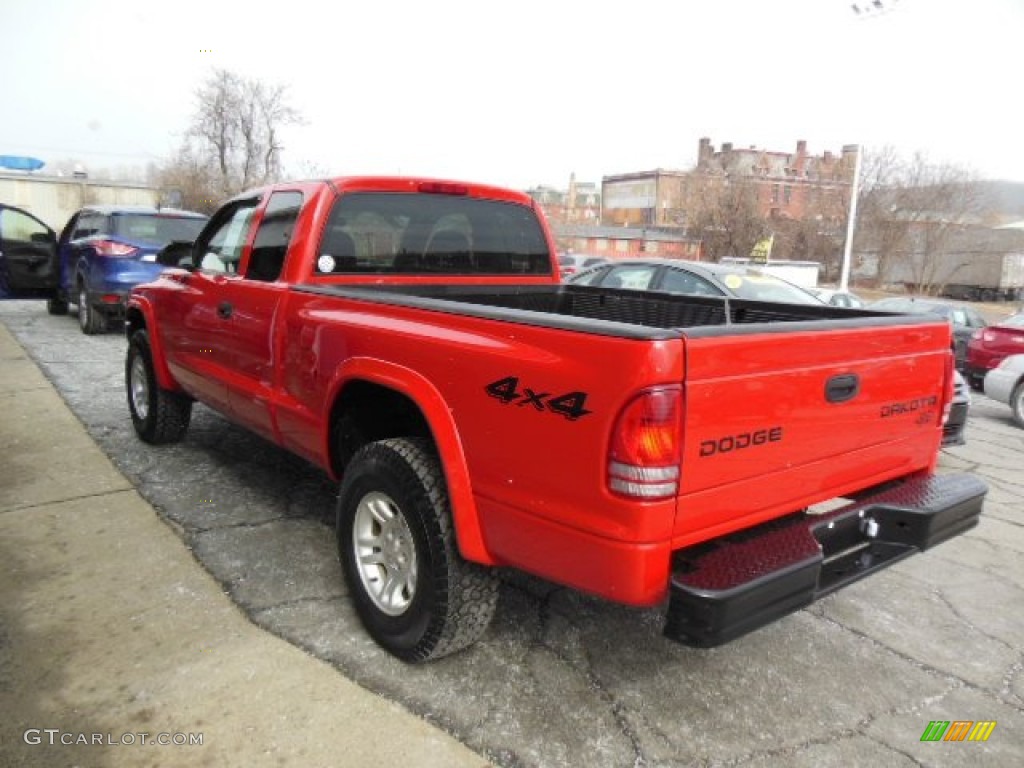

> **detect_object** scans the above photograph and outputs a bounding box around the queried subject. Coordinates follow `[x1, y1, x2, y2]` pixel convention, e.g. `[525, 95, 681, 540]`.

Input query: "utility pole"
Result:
[839, 145, 861, 292]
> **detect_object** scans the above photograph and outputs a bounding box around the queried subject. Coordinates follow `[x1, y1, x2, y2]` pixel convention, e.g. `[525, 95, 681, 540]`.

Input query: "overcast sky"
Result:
[1, 0, 1020, 190]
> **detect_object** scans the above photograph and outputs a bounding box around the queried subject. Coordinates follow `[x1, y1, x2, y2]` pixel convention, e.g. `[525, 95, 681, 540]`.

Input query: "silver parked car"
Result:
[983, 353, 1024, 428]
[807, 287, 865, 308]
[567, 258, 824, 305]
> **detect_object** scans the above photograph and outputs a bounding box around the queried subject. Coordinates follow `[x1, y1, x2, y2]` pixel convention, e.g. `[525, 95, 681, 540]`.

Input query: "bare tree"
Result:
[684, 175, 770, 262]
[855, 148, 986, 293]
[159, 68, 302, 207]
[153, 143, 218, 214]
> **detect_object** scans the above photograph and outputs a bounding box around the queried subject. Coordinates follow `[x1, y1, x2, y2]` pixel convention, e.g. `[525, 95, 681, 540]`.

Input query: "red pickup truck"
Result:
[125, 176, 986, 661]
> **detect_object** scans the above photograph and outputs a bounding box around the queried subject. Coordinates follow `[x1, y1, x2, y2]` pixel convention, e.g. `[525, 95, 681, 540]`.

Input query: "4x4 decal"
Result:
[485, 376, 592, 421]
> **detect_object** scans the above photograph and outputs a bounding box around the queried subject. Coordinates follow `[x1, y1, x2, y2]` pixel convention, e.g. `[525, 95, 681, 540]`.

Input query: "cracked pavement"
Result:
[2, 301, 1021, 767]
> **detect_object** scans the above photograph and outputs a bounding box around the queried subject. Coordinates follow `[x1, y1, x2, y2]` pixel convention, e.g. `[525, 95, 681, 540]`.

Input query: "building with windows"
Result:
[693, 137, 856, 222]
[555, 224, 702, 261]
[600, 139, 857, 229]
[527, 174, 601, 227]
[600, 169, 691, 228]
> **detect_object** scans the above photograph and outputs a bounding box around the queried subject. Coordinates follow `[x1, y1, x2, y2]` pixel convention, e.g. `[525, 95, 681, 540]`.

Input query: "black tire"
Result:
[1011, 381, 1024, 429]
[78, 283, 106, 335]
[125, 329, 192, 444]
[336, 437, 498, 662]
[967, 373, 984, 393]
[47, 296, 69, 316]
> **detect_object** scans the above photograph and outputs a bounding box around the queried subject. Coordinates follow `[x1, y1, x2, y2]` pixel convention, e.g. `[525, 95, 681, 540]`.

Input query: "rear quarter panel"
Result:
[276, 292, 684, 546]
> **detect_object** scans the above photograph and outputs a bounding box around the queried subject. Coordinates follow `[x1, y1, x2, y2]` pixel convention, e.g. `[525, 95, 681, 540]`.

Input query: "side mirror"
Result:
[30, 230, 56, 244]
[156, 240, 195, 268]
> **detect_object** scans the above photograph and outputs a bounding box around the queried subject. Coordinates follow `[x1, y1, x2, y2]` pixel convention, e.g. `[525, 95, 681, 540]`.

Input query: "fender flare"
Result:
[324, 356, 495, 566]
[124, 296, 179, 392]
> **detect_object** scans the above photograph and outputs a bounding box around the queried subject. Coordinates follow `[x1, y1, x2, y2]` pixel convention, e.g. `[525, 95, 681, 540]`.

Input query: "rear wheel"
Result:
[125, 329, 192, 443]
[1011, 381, 1024, 429]
[78, 283, 105, 335]
[336, 437, 498, 661]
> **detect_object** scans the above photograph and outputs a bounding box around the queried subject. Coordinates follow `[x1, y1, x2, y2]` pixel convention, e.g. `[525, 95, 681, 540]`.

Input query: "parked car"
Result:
[983, 354, 1024, 428]
[52, 206, 208, 333]
[557, 252, 608, 280]
[567, 258, 824, 305]
[943, 370, 970, 447]
[807, 287, 865, 308]
[965, 311, 1024, 391]
[867, 297, 988, 372]
[0, 203, 59, 300]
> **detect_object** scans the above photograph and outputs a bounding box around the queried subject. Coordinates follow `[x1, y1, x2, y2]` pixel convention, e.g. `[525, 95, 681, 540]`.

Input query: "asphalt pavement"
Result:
[2, 301, 1022, 768]
[0, 321, 490, 767]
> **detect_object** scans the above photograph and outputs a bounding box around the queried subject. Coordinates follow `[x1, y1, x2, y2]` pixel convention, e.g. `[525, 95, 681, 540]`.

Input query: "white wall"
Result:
[0, 173, 159, 230]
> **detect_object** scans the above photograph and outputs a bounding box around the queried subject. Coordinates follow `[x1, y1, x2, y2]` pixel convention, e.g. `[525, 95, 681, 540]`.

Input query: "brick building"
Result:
[554, 224, 702, 261]
[694, 137, 856, 222]
[600, 139, 857, 230]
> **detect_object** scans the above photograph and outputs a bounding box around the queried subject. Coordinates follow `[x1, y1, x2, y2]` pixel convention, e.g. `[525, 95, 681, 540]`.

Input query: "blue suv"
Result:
[53, 205, 208, 333]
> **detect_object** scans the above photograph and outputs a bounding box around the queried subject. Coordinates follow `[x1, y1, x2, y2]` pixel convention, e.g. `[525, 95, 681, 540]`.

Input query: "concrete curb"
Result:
[0, 323, 490, 767]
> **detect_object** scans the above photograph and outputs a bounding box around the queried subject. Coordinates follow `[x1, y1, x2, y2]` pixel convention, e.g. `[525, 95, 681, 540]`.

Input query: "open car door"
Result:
[0, 203, 59, 299]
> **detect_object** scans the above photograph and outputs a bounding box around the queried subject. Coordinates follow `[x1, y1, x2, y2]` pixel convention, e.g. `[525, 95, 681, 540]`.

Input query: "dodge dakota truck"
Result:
[124, 176, 986, 662]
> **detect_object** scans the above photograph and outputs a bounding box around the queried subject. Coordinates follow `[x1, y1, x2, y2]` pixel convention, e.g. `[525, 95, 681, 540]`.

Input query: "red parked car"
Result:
[965, 311, 1024, 391]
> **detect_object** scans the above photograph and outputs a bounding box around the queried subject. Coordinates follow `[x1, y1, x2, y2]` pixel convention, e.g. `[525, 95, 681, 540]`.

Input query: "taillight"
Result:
[980, 330, 997, 344]
[608, 386, 682, 500]
[92, 239, 139, 258]
[940, 352, 955, 427]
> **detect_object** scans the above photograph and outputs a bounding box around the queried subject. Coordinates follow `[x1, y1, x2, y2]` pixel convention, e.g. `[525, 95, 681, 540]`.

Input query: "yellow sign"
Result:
[750, 235, 774, 263]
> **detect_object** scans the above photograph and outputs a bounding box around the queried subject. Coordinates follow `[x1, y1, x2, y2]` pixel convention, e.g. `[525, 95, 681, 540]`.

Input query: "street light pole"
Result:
[839, 144, 861, 292]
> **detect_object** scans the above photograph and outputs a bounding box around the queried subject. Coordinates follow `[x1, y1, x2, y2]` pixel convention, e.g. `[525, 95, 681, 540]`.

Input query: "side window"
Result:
[0, 207, 51, 243]
[71, 213, 104, 240]
[197, 202, 257, 274]
[246, 192, 303, 282]
[570, 266, 608, 286]
[660, 268, 725, 296]
[602, 265, 657, 291]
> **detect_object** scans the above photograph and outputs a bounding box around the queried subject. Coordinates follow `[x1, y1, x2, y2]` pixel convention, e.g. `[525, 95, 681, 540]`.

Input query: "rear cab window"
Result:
[313, 192, 551, 277]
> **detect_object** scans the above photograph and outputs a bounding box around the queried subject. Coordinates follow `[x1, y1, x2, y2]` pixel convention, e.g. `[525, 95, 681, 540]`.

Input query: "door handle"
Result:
[825, 374, 860, 403]
[217, 301, 233, 319]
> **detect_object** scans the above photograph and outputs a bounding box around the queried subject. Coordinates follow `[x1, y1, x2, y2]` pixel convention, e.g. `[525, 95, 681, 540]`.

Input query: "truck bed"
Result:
[298, 283, 921, 338]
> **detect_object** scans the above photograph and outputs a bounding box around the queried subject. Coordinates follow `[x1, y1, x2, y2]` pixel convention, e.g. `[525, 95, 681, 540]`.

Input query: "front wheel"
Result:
[1011, 382, 1024, 429]
[336, 437, 499, 662]
[125, 329, 192, 443]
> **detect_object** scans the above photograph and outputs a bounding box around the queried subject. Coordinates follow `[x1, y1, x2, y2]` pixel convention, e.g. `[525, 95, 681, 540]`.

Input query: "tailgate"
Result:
[673, 319, 952, 545]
